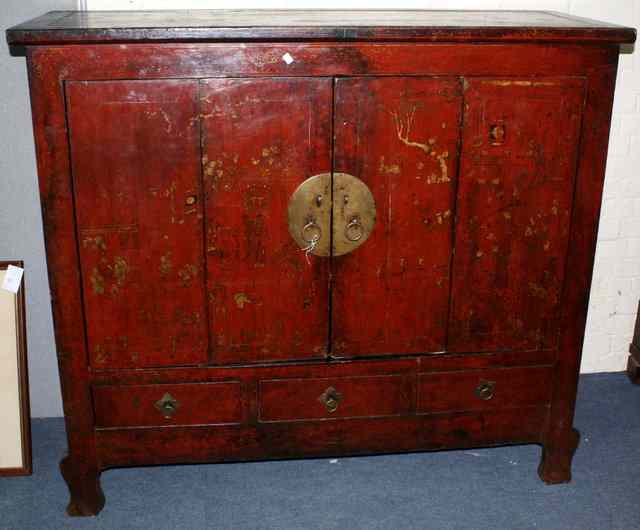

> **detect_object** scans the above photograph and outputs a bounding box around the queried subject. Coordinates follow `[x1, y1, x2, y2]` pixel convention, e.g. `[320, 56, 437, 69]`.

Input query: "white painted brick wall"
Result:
[85, 0, 640, 373]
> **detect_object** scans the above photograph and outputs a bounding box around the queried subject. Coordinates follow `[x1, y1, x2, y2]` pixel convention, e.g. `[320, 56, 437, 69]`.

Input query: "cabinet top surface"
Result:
[6, 9, 636, 46]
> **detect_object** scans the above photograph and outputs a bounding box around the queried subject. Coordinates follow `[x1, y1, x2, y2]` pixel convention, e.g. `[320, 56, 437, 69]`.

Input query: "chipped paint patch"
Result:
[203, 152, 239, 191]
[528, 282, 549, 300]
[392, 107, 450, 183]
[379, 156, 400, 175]
[234, 293, 251, 309]
[481, 80, 558, 87]
[146, 108, 173, 134]
[90, 267, 105, 295]
[434, 210, 452, 225]
[177, 264, 198, 287]
[159, 252, 172, 277]
[111, 257, 129, 290]
[83, 235, 106, 251]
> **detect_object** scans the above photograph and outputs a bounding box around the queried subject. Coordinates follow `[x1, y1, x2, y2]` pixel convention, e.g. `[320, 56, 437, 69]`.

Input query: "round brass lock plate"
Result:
[287, 172, 376, 258]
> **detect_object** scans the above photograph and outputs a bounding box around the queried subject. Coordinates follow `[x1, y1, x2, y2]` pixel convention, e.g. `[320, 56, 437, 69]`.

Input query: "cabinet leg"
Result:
[60, 456, 105, 516]
[538, 427, 580, 484]
[627, 348, 640, 384]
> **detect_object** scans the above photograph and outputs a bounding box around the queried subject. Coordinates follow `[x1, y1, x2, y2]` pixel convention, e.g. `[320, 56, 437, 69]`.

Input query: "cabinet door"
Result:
[66, 80, 208, 368]
[200, 78, 332, 363]
[448, 78, 585, 352]
[332, 77, 463, 356]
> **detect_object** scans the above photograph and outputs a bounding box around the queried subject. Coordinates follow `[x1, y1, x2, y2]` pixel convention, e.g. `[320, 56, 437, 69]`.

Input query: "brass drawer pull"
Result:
[318, 386, 343, 413]
[475, 380, 495, 401]
[154, 392, 180, 419]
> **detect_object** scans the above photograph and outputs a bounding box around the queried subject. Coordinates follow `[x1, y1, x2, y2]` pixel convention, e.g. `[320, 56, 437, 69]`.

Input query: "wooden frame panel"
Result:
[0, 261, 31, 477]
[28, 43, 617, 81]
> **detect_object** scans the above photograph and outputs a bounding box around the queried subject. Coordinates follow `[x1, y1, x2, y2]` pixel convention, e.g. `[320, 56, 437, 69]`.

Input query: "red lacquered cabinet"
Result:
[6, 9, 636, 516]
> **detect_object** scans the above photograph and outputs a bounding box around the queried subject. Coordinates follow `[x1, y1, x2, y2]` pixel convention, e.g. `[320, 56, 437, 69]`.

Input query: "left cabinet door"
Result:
[200, 78, 332, 364]
[66, 80, 208, 369]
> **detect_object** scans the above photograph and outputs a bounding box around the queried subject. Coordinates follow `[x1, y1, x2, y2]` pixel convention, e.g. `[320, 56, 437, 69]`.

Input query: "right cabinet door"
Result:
[332, 77, 463, 357]
[448, 77, 585, 353]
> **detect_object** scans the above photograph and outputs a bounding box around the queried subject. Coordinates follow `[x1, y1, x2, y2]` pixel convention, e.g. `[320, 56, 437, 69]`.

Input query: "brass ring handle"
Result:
[474, 380, 495, 401]
[345, 217, 364, 242]
[324, 397, 339, 412]
[162, 402, 176, 414]
[154, 392, 180, 419]
[301, 220, 322, 244]
[318, 386, 343, 413]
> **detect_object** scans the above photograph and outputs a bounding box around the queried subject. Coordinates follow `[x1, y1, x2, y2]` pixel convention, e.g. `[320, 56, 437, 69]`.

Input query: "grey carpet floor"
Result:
[1, 372, 639, 530]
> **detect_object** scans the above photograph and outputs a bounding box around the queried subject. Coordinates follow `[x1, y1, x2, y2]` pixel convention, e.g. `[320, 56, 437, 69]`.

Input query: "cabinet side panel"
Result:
[65, 80, 208, 369]
[332, 77, 462, 356]
[200, 78, 332, 364]
[541, 63, 619, 482]
[26, 47, 101, 507]
[449, 77, 585, 353]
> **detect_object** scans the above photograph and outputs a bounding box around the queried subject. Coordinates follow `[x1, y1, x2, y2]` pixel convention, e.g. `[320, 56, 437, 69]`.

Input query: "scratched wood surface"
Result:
[200, 78, 332, 363]
[332, 77, 462, 356]
[66, 80, 208, 369]
[448, 77, 585, 353]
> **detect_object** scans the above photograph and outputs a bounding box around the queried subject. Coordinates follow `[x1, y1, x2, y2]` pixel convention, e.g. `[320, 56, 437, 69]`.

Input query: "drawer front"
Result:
[93, 382, 243, 428]
[259, 375, 413, 422]
[417, 366, 553, 414]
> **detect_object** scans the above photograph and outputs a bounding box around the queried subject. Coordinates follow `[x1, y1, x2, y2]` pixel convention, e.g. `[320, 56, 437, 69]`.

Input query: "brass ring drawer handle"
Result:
[154, 392, 180, 419]
[475, 380, 496, 401]
[318, 386, 343, 413]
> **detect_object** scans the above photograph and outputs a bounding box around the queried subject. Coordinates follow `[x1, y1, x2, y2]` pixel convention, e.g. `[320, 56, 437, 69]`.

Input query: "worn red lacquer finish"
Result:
[448, 77, 585, 353]
[333, 77, 462, 356]
[6, 9, 634, 516]
[200, 77, 332, 363]
[67, 80, 208, 369]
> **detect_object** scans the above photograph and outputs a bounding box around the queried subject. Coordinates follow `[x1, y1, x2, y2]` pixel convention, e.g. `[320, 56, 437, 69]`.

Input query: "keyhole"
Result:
[489, 123, 506, 145]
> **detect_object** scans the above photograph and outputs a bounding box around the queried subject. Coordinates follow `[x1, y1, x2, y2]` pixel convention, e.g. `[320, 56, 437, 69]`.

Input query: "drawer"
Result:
[417, 366, 553, 414]
[259, 375, 413, 422]
[93, 382, 243, 428]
